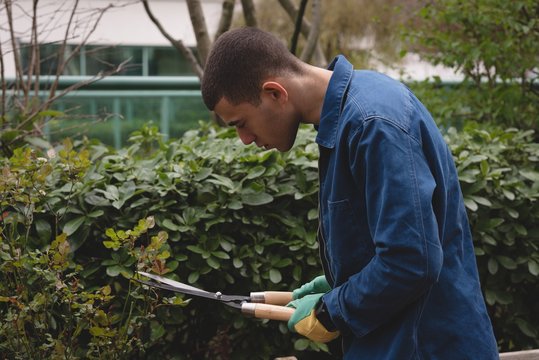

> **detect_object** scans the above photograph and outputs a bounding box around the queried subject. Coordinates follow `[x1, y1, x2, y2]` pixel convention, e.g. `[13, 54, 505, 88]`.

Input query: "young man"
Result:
[201, 27, 498, 359]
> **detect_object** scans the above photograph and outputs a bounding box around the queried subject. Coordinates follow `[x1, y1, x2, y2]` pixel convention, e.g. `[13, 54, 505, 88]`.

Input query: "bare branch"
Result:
[141, 0, 203, 78]
[240, 0, 258, 27]
[12, 58, 131, 143]
[47, 59, 132, 108]
[26, 0, 39, 99]
[214, 0, 235, 41]
[0, 35, 6, 121]
[186, 0, 211, 66]
[5, 0, 28, 105]
[300, 0, 321, 63]
[290, 0, 308, 55]
[277, 0, 326, 66]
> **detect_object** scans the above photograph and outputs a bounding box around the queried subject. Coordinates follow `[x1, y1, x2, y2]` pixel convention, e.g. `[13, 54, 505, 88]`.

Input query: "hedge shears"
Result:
[134, 271, 294, 321]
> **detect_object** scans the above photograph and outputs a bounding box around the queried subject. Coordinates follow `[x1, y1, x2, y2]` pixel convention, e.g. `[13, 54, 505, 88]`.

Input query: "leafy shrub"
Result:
[1, 122, 538, 358]
[0, 141, 174, 359]
[445, 125, 539, 351]
[405, 0, 539, 134]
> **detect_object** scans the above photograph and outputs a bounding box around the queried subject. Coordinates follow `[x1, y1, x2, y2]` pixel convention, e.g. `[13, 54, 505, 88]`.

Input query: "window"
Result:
[20, 44, 196, 77]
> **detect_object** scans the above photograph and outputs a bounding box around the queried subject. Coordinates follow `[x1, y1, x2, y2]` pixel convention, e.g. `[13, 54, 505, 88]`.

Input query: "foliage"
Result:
[0, 123, 329, 359]
[405, 0, 539, 133]
[445, 125, 539, 351]
[0, 140, 179, 359]
[1, 121, 538, 358]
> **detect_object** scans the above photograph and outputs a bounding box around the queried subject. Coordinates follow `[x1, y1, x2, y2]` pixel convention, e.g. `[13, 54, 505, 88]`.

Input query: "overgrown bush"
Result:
[1, 122, 538, 358]
[445, 124, 539, 351]
[0, 141, 179, 359]
[405, 0, 539, 135]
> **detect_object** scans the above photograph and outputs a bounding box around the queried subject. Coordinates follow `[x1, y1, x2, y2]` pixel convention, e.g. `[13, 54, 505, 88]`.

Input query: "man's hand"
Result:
[286, 293, 340, 343]
[292, 275, 331, 300]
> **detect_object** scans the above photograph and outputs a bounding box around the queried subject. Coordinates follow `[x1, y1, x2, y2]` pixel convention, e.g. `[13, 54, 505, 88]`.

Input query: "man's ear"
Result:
[261, 81, 288, 104]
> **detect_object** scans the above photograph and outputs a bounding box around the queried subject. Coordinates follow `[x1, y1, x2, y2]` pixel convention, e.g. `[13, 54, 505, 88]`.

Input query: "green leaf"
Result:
[228, 200, 243, 210]
[464, 198, 478, 211]
[194, 168, 212, 181]
[519, 170, 539, 182]
[528, 261, 539, 276]
[241, 192, 273, 206]
[513, 224, 527, 236]
[496, 256, 517, 270]
[233, 258, 244, 268]
[187, 245, 205, 255]
[103, 185, 119, 201]
[294, 338, 310, 351]
[63, 216, 86, 236]
[106, 265, 122, 277]
[150, 322, 166, 341]
[470, 195, 492, 207]
[502, 189, 515, 201]
[269, 269, 282, 283]
[487, 258, 498, 275]
[162, 219, 181, 231]
[35, 219, 52, 240]
[515, 318, 538, 338]
[206, 257, 220, 269]
[212, 251, 230, 260]
[207, 174, 236, 191]
[246, 165, 266, 179]
[87, 210, 104, 218]
[188, 272, 199, 284]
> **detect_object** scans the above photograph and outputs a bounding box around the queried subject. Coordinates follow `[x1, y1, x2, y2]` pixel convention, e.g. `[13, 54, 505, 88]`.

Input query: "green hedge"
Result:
[1, 122, 538, 358]
[445, 124, 539, 350]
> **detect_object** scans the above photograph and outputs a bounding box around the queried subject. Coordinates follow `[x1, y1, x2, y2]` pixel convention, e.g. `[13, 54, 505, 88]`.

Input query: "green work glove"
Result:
[292, 275, 331, 300]
[286, 293, 340, 343]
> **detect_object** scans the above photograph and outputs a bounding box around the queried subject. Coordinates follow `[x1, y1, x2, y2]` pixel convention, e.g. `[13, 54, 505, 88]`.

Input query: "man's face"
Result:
[214, 93, 300, 152]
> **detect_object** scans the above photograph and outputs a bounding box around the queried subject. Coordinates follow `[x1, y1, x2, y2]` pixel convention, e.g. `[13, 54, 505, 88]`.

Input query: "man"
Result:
[201, 27, 498, 359]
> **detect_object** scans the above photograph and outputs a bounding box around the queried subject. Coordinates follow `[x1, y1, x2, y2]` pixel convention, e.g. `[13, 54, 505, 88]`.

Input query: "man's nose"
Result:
[237, 127, 256, 145]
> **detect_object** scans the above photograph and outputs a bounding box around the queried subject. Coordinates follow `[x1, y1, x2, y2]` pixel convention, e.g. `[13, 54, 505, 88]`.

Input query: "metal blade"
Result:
[137, 271, 205, 293]
[134, 271, 248, 309]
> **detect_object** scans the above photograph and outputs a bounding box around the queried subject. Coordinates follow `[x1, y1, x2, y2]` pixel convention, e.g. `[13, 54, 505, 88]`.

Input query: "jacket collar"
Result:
[315, 55, 354, 149]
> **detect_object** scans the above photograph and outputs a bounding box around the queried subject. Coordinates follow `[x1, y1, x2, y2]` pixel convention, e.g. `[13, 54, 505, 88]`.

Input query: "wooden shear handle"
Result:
[249, 291, 293, 306]
[241, 303, 294, 321]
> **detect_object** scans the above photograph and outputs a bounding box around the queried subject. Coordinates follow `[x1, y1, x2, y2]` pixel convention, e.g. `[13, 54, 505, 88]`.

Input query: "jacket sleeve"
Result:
[322, 118, 444, 338]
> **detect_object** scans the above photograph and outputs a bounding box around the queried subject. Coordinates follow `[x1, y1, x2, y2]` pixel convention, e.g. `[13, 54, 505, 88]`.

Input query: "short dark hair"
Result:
[201, 27, 303, 110]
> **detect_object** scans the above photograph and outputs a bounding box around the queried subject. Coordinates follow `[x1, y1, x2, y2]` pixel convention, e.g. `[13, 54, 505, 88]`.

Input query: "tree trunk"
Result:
[241, 0, 258, 27]
[186, 0, 211, 67]
[277, 0, 327, 66]
[141, 0, 203, 78]
[300, 0, 321, 63]
[214, 0, 236, 41]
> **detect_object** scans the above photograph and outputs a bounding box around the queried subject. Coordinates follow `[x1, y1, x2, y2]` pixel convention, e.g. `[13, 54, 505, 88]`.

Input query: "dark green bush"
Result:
[444, 124, 539, 351]
[405, 0, 539, 134]
[1, 122, 538, 358]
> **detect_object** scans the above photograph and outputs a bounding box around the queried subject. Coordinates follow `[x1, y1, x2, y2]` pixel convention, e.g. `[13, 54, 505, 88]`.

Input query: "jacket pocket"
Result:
[326, 199, 373, 279]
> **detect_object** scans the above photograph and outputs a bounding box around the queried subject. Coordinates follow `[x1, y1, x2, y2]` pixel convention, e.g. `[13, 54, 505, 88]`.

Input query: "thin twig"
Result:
[240, 0, 258, 27]
[185, 0, 211, 67]
[141, 0, 203, 78]
[0, 33, 6, 121]
[290, 0, 308, 55]
[5, 0, 28, 106]
[214, 0, 235, 41]
[300, 0, 320, 62]
[48, 0, 80, 100]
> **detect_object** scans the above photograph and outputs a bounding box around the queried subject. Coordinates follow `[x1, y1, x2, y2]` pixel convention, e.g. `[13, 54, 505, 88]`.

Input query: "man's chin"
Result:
[275, 143, 294, 152]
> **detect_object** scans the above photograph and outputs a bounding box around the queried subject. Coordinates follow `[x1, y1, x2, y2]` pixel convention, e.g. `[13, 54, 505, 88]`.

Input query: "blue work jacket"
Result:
[318, 56, 498, 359]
